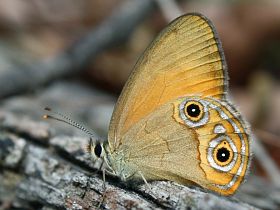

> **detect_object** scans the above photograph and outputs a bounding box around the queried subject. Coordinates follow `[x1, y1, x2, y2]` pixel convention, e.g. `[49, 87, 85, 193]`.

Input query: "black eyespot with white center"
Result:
[208, 135, 237, 171]
[217, 147, 230, 162]
[179, 98, 210, 127]
[186, 103, 201, 118]
[183, 100, 205, 122]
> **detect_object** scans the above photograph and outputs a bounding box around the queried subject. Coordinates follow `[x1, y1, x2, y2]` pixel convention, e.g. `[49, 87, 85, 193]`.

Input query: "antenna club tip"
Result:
[44, 107, 52, 111]
[43, 115, 49, 119]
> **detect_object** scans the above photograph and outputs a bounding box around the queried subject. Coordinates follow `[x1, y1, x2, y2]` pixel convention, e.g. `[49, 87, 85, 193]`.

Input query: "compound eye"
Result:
[94, 142, 102, 158]
[87, 138, 104, 159]
[184, 101, 204, 122]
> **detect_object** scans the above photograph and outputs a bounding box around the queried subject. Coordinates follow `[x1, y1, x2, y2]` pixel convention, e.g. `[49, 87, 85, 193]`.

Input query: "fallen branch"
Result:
[0, 0, 156, 99]
[0, 112, 262, 210]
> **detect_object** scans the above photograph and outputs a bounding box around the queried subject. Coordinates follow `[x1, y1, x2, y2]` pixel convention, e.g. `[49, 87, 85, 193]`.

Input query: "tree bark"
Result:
[0, 111, 258, 210]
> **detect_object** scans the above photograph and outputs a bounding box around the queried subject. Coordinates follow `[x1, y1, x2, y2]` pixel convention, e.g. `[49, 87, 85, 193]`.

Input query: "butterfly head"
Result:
[87, 138, 106, 160]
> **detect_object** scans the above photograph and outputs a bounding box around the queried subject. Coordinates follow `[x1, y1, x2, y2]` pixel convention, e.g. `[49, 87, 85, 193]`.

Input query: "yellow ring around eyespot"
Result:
[183, 100, 204, 122]
[213, 140, 234, 166]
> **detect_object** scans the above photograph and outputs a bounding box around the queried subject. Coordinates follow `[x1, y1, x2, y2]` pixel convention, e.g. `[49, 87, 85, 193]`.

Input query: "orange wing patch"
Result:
[109, 14, 228, 149]
[173, 97, 250, 195]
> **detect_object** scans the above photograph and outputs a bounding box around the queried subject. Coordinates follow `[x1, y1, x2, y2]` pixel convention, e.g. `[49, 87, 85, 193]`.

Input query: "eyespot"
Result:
[184, 101, 204, 121]
[207, 135, 237, 172]
[216, 147, 230, 162]
[179, 98, 209, 127]
[213, 140, 234, 166]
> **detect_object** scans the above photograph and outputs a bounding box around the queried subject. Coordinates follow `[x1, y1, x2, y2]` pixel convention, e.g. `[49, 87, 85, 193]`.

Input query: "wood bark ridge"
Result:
[0, 112, 258, 210]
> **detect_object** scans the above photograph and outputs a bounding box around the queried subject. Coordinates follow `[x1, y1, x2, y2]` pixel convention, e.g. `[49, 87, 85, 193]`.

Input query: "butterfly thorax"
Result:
[104, 142, 139, 181]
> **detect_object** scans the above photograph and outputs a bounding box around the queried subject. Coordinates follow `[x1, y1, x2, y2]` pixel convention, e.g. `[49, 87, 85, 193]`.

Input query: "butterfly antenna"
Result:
[43, 107, 98, 139]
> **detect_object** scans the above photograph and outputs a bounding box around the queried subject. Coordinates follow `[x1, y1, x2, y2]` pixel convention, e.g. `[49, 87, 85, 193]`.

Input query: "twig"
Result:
[0, 114, 259, 209]
[154, 0, 183, 21]
[252, 134, 280, 188]
[0, 0, 156, 99]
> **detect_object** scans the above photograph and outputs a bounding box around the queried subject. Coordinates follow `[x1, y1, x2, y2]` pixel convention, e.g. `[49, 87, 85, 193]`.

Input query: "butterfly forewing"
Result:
[108, 14, 228, 148]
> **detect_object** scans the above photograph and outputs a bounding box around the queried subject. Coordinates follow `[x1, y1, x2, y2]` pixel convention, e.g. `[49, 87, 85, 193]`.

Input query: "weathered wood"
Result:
[0, 111, 267, 210]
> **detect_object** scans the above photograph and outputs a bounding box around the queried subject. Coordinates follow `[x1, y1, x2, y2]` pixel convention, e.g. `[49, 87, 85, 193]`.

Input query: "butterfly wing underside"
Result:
[118, 97, 250, 195]
[108, 13, 228, 149]
[107, 13, 251, 195]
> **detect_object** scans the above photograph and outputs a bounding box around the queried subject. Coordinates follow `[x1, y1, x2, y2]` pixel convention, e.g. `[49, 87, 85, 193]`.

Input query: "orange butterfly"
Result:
[47, 13, 252, 196]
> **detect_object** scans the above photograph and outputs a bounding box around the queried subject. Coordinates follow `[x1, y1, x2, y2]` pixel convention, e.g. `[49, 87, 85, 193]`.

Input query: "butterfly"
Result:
[46, 13, 251, 196]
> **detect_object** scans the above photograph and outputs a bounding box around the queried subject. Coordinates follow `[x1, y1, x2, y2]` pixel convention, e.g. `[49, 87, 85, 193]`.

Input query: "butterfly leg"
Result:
[96, 155, 115, 209]
[138, 171, 158, 199]
[138, 171, 153, 191]
[97, 168, 108, 209]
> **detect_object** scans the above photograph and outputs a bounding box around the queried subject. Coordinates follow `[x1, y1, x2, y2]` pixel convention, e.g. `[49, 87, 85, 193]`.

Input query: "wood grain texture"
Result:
[0, 111, 260, 210]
